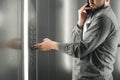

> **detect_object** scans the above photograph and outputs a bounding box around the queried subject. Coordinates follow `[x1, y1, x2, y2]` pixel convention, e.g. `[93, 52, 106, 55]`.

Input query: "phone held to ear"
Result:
[86, 0, 92, 14]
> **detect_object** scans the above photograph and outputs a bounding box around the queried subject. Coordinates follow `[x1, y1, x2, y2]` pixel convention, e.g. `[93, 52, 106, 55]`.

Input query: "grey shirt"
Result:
[58, 5, 120, 80]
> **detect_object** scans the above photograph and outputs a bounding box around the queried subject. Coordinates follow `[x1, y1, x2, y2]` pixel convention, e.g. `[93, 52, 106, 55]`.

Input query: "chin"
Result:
[90, 7, 96, 10]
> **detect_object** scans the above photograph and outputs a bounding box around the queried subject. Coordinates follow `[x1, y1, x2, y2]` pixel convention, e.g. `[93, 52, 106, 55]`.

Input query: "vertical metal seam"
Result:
[36, 0, 38, 80]
[48, 0, 50, 80]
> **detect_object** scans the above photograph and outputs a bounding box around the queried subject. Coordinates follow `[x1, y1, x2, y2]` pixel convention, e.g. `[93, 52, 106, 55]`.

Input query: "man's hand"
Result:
[0, 38, 20, 49]
[33, 38, 59, 51]
[77, 3, 91, 27]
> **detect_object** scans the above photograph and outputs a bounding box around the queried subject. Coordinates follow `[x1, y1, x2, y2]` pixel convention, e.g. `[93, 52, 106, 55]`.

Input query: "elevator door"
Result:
[0, 0, 23, 80]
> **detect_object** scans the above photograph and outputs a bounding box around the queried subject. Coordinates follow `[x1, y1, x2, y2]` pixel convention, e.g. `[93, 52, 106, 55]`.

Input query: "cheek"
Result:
[94, 1, 103, 8]
[92, 0, 98, 7]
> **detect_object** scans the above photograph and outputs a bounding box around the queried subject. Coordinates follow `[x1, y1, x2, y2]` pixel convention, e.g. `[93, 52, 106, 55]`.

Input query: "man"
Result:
[33, 0, 120, 80]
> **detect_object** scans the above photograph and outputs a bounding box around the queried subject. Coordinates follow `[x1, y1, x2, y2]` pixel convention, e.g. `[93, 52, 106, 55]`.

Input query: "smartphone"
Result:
[86, 0, 92, 14]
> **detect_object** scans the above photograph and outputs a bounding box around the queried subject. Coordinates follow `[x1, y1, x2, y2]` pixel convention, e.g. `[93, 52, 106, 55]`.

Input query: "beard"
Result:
[87, 2, 105, 15]
[91, 2, 106, 13]
[92, 2, 105, 10]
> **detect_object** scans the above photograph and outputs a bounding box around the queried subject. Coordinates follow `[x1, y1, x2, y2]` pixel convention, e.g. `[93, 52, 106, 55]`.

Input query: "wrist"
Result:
[51, 41, 59, 50]
[77, 21, 83, 27]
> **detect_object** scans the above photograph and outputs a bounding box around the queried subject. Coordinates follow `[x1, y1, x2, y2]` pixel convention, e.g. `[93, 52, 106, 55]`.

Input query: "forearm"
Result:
[54, 25, 82, 57]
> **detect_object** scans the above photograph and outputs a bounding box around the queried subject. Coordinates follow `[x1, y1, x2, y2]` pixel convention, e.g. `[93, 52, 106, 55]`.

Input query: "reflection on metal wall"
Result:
[0, 0, 23, 80]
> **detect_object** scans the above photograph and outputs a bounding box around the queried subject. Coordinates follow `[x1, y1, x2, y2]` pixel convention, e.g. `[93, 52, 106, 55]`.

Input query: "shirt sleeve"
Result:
[72, 25, 83, 43]
[58, 25, 83, 57]
[58, 15, 112, 58]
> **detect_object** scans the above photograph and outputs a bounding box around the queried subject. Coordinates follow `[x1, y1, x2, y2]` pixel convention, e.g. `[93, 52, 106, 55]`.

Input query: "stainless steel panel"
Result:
[28, 0, 37, 80]
[0, 0, 23, 80]
[29, 0, 78, 80]
[36, 0, 78, 80]
[110, 0, 120, 80]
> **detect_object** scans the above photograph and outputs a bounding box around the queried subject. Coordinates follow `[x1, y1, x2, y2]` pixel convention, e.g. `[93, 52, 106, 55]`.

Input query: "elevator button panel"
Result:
[29, 26, 37, 65]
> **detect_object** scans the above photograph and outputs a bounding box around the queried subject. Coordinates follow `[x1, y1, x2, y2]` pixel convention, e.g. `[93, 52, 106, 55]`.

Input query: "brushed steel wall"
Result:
[0, 0, 23, 80]
[36, 0, 77, 80]
[28, 0, 37, 80]
[110, 0, 120, 80]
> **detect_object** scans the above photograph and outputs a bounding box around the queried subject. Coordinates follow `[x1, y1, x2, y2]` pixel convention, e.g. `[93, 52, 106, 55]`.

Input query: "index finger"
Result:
[33, 43, 42, 47]
[80, 3, 89, 12]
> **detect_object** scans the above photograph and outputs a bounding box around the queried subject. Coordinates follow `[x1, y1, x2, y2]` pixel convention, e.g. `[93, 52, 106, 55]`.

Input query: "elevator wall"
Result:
[0, 0, 23, 80]
[36, 0, 77, 80]
[110, 0, 120, 80]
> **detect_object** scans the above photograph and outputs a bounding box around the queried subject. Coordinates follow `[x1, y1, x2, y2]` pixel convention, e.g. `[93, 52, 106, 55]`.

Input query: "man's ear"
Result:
[105, 0, 110, 6]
